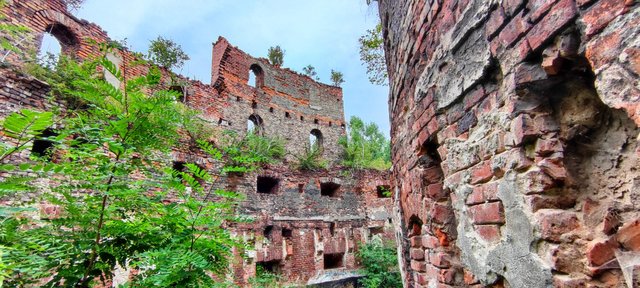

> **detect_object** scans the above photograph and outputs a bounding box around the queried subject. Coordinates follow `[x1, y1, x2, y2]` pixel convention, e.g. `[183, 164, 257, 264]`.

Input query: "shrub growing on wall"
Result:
[0, 44, 244, 287]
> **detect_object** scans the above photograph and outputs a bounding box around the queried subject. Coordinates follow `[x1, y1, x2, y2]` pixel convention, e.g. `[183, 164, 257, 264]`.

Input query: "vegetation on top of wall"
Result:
[294, 144, 328, 171]
[339, 116, 391, 171]
[147, 36, 190, 71]
[302, 64, 320, 81]
[267, 45, 285, 67]
[330, 69, 345, 87]
[0, 45, 247, 287]
[356, 241, 402, 288]
[217, 130, 285, 174]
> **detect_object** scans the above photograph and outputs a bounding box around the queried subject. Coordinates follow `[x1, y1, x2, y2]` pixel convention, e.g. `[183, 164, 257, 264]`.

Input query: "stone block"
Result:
[616, 219, 640, 251]
[475, 224, 502, 242]
[587, 238, 619, 266]
[537, 210, 579, 242]
[526, 0, 577, 51]
[410, 248, 426, 260]
[469, 202, 505, 224]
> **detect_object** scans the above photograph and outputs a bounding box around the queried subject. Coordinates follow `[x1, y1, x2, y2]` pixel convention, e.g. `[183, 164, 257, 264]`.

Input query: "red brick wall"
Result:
[0, 1, 395, 286]
[380, 0, 640, 287]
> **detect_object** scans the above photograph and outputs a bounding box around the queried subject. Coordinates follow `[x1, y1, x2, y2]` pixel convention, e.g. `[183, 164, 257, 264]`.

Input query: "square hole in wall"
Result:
[257, 176, 280, 194]
[369, 226, 384, 236]
[320, 182, 340, 197]
[282, 228, 292, 239]
[263, 225, 274, 240]
[257, 260, 282, 274]
[376, 185, 391, 198]
[323, 253, 344, 269]
[31, 129, 57, 160]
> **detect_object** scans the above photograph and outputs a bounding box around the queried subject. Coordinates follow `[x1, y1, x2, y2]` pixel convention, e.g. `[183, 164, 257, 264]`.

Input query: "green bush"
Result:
[249, 265, 281, 288]
[218, 131, 285, 173]
[0, 46, 245, 287]
[294, 144, 327, 171]
[356, 242, 402, 288]
[339, 116, 391, 171]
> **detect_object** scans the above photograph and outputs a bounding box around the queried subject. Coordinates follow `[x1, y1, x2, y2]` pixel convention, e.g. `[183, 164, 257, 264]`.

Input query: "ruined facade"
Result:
[0, 0, 393, 286]
[379, 0, 640, 287]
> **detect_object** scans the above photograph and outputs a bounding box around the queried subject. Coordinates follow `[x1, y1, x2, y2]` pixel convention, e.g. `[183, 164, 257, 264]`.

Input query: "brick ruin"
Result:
[0, 0, 394, 286]
[378, 0, 640, 287]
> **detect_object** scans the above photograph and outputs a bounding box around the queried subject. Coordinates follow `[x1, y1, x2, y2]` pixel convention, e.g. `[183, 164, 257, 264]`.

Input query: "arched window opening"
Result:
[248, 64, 264, 88]
[314, 119, 319, 124]
[310, 129, 323, 150]
[285, 112, 291, 118]
[300, 115, 304, 121]
[169, 85, 186, 102]
[37, 24, 78, 68]
[37, 33, 61, 68]
[247, 114, 264, 135]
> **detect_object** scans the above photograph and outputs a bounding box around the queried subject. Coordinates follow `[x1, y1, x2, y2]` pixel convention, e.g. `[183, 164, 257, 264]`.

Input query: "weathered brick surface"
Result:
[380, 0, 640, 286]
[0, 1, 395, 286]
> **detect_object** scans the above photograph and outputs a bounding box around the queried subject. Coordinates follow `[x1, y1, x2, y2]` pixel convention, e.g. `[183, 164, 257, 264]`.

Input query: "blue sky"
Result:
[72, 0, 390, 136]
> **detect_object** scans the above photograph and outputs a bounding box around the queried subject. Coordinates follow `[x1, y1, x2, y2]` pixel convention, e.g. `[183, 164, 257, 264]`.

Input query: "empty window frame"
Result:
[257, 176, 279, 194]
[320, 182, 340, 197]
[248, 64, 264, 88]
[247, 114, 264, 135]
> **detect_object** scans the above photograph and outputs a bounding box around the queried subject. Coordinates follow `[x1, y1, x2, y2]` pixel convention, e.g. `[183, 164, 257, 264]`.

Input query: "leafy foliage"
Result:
[294, 144, 327, 171]
[330, 69, 344, 87]
[147, 36, 190, 70]
[267, 45, 284, 67]
[248, 265, 281, 288]
[0, 46, 244, 287]
[302, 65, 319, 81]
[217, 131, 285, 174]
[338, 116, 391, 170]
[356, 242, 402, 288]
[359, 23, 387, 86]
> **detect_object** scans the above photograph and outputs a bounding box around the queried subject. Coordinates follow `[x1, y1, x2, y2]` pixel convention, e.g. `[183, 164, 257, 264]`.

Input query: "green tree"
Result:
[302, 65, 319, 81]
[338, 116, 390, 170]
[356, 241, 402, 288]
[0, 45, 243, 287]
[330, 69, 344, 87]
[147, 36, 190, 70]
[359, 23, 387, 85]
[267, 45, 284, 67]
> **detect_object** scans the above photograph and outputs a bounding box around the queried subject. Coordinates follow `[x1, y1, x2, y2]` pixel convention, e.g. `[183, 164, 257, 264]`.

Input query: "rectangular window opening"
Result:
[257, 176, 280, 194]
[323, 253, 344, 270]
[376, 185, 391, 198]
[257, 260, 282, 275]
[320, 182, 340, 197]
[282, 228, 292, 239]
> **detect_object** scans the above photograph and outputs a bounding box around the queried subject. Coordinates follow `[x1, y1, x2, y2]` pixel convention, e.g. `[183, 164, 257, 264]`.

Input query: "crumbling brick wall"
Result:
[0, 0, 395, 286]
[379, 0, 640, 287]
[211, 37, 347, 164]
